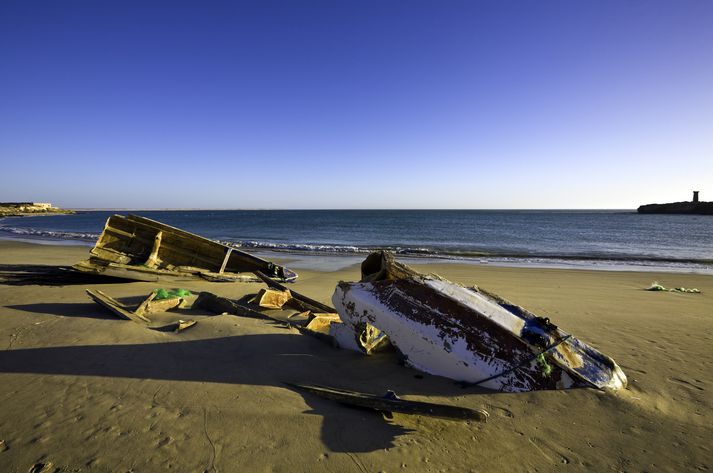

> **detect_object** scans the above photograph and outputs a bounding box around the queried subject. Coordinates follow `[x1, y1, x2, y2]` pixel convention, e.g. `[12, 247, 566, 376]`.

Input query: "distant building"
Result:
[0, 202, 54, 211]
[637, 190, 712, 215]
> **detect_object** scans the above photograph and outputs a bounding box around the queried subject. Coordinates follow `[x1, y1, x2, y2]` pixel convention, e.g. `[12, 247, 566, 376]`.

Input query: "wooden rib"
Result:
[218, 247, 233, 274]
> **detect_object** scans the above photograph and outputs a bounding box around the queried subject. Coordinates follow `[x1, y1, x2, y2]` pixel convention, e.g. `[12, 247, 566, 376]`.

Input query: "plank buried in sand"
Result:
[72, 214, 298, 283]
[285, 383, 489, 422]
[193, 292, 269, 320]
[85, 289, 150, 323]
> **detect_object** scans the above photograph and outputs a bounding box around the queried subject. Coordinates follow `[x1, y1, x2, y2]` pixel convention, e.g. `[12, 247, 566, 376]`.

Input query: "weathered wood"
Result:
[285, 383, 489, 422]
[194, 292, 268, 319]
[134, 291, 158, 316]
[86, 289, 150, 323]
[218, 247, 232, 274]
[73, 214, 297, 283]
[198, 272, 261, 283]
[148, 319, 197, 333]
[144, 231, 163, 268]
[254, 271, 335, 313]
[144, 297, 185, 314]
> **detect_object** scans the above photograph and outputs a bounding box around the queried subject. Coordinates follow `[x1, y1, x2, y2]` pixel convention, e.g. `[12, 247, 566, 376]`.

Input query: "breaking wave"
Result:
[219, 240, 444, 256]
[1, 223, 711, 273]
[0, 225, 100, 242]
[219, 240, 713, 271]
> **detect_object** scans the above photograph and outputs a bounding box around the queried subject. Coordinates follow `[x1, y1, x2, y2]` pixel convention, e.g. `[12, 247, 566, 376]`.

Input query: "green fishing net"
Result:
[154, 288, 192, 300]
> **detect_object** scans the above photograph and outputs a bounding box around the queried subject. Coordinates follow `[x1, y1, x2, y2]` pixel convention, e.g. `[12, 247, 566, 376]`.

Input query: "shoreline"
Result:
[1, 233, 711, 275]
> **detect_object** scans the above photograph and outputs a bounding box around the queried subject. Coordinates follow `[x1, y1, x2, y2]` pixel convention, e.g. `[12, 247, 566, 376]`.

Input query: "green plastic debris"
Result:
[536, 353, 552, 378]
[154, 288, 192, 300]
[646, 282, 700, 293]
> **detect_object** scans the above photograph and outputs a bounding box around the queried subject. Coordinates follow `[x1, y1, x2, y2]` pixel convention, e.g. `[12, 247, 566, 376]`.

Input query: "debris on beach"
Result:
[286, 382, 489, 422]
[86, 289, 152, 323]
[194, 291, 270, 319]
[331, 251, 628, 393]
[328, 320, 392, 354]
[250, 288, 293, 309]
[149, 319, 197, 333]
[646, 282, 700, 293]
[86, 288, 196, 332]
[253, 270, 335, 313]
[72, 214, 297, 283]
[194, 290, 342, 337]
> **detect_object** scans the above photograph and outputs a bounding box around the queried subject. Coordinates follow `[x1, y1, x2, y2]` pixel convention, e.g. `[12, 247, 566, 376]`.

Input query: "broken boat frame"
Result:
[73, 214, 297, 283]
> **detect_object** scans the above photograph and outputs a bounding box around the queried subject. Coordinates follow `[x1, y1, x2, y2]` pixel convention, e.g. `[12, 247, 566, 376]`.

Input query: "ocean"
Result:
[1, 210, 711, 273]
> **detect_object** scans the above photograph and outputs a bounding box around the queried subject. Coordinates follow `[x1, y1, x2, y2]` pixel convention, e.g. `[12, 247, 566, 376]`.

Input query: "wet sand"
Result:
[0, 240, 711, 472]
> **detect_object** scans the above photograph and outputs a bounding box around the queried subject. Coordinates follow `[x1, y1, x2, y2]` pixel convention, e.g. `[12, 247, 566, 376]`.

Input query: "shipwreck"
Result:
[73, 214, 297, 282]
[332, 252, 627, 393]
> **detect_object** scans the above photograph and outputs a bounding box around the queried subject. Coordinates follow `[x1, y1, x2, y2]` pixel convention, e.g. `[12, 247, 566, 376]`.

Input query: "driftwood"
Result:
[286, 383, 489, 422]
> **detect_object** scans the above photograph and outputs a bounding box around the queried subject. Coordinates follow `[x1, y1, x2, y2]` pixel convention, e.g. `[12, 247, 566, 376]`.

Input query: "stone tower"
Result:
[693, 191, 699, 203]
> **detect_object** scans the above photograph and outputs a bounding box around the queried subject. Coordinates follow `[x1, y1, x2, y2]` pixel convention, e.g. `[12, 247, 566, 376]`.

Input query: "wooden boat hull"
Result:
[73, 214, 297, 282]
[332, 252, 627, 393]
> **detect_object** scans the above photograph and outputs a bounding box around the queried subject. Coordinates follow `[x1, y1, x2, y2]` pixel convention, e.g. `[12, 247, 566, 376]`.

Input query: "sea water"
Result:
[1, 210, 711, 273]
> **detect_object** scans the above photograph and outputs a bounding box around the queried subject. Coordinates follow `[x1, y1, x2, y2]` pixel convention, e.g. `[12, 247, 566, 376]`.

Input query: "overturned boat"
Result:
[332, 252, 627, 393]
[73, 214, 297, 283]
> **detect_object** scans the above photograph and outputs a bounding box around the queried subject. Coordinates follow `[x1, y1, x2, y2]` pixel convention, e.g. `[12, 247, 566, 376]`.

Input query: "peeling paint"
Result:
[332, 251, 628, 393]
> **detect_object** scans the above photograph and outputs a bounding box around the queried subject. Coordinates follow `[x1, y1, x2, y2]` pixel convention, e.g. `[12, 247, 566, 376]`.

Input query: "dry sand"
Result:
[0, 240, 711, 472]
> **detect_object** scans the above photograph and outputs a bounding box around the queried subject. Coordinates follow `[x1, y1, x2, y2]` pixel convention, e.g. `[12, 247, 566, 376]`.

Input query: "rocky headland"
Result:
[0, 202, 74, 218]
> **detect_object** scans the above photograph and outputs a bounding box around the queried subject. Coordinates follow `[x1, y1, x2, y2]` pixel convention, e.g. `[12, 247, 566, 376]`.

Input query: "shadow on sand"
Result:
[0, 264, 127, 286]
[0, 331, 491, 452]
[6, 302, 119, 319]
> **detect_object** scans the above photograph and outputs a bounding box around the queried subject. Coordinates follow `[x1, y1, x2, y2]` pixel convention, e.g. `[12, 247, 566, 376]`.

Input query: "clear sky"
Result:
[1, 1, 711, 209]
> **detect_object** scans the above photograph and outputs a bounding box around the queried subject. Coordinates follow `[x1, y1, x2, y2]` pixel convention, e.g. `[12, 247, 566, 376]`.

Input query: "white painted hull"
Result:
[332, 253, 627, 393]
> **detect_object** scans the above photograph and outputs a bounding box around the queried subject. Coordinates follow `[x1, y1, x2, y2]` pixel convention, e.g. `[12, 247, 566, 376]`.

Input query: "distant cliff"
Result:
[637, 201, 713, 215]
[0, 202, 74, 217]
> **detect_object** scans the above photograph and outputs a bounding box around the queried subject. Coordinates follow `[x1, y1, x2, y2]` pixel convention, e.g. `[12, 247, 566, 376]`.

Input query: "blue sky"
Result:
[1, 1, 711, 209]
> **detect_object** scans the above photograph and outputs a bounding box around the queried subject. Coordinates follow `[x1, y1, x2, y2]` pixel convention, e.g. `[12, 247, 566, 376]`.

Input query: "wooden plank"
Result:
[254, 271, 335, 313]
[134, 291, 158, 316]
[144, 231, 163, 268]
[194, 292, 268, 319]
[218, 247, 233, 274]
[285, 383, 489, 422]
[86, 289, 150, 323]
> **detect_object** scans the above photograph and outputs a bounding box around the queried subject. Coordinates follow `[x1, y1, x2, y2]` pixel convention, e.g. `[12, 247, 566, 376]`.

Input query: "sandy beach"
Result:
[0, 240, 711, 472]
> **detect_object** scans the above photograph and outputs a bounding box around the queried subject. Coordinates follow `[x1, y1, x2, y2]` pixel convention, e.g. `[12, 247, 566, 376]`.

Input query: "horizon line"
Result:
[60, 207, 638, 211]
